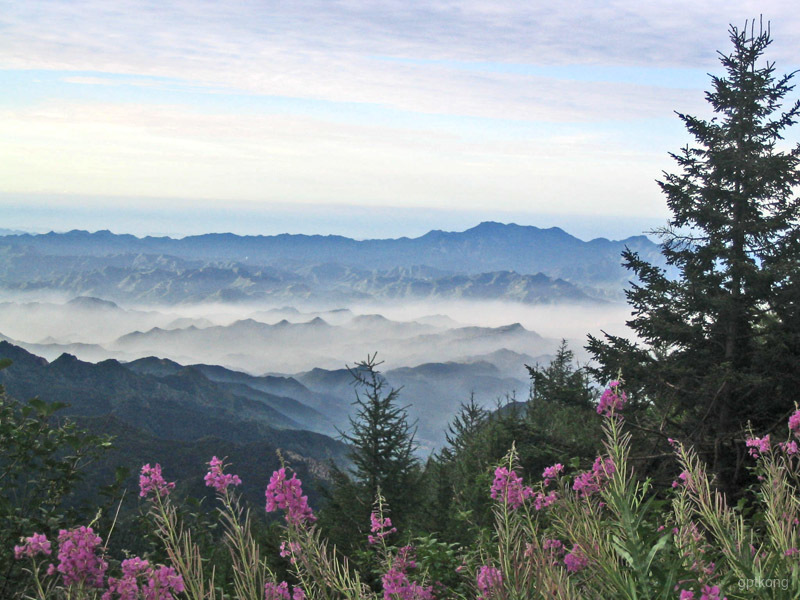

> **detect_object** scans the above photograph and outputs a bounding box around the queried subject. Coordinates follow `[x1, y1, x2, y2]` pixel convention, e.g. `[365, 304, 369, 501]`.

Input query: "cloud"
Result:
[1, 1, 797, 228]
[2, 1, 798, 123]
[0, 98, 670, 215]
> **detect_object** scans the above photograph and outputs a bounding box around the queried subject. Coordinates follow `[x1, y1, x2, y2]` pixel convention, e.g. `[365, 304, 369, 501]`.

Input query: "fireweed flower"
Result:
[265, 468, 316, 525]
[490, 466, 533, 509]
[596, 380, 627, 417]
[146, 565, 185, 600]
[13, 533, 51, 560]
[104, 558, 185, 600]
[381, 569, 433, 600]
[476, 566, 503, 599]
[368, 511, 398, 544]
[394, 545, 417, 572]
[139, 463, 175, 499]
[542, 463, 563, 487]
[279, 541, 301, 563]
[204, 456, 242, 494]
[52, 526, 108, 588]
[678, 591, 695, 600]
[672, 470, 690, 489]
[745, 435, 770, 458]
[264, 581, 305, 600]
[563, 545, 588, 573]
[779, 440, 799, 455]
[789, 409, 800, 436]
[103, 556, 150, 600]
[533, 490, 558, 511]
[379, 546, 432, 600]
[699, 584, 723, 600]
[573, 456, 616, 498]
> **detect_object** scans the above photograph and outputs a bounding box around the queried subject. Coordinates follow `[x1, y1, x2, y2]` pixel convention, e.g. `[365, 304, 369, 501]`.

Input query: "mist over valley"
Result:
[0, 223, 636, 452]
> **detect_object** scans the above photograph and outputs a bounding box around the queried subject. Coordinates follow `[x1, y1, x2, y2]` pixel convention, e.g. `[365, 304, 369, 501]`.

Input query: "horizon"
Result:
[1, 215, 662, 244]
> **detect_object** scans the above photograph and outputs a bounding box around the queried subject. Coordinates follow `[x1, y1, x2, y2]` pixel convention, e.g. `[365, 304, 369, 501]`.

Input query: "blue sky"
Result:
[1, 1, 799, 240]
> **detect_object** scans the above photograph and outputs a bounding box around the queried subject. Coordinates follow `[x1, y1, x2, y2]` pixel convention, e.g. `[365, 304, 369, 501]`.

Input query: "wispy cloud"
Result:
[0, 1, 798, 236]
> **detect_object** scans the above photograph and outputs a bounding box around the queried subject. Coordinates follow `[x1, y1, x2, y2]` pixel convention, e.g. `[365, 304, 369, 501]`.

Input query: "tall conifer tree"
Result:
[588, 21, 800, 490]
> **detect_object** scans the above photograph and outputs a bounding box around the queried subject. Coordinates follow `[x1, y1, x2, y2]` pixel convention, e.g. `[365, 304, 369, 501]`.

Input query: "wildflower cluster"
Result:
[382, 545, 433, 600]
[490, 466, 533, 509]
[50, 526, 108, 588]
[676, 584, 724, 600]
[563, 545, 588, 573]
[264, 580, 306, 600]
[596, 380, 626, 417]
[265, 467, 316, 525]
[204, 455, 242, 493]
[572, 456, 615, 498]
[14, 532, 52, 559]
[103, 557, 184, 600]
[368, 511, 398, 545]
[475, 565, 503, 599]
[531, 462, 563, 511]
[745, 435, 770, 458]
[139, 463, 175, 499]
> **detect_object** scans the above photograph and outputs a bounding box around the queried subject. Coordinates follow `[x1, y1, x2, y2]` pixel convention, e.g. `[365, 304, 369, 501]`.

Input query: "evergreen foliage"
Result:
[0, 359, 112, 597]
[528, 340, 594, 409]
[421, 343, 601, 547]
[588, 21, 800, 491]
[319, 355, 421, 555]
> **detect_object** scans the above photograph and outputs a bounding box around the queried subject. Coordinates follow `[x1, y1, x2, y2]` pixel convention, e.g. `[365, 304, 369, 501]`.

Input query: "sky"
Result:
[2, 1, 799, 240]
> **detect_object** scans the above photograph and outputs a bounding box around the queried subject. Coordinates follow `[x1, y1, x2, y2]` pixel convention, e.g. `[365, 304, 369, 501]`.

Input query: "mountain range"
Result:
[0, 222, 665, 304]
[0, 339, 530, 452]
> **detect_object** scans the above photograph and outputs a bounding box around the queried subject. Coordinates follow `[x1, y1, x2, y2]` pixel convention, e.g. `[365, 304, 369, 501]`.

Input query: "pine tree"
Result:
[528, 339, 594, 409]
[341, 354, 420, 508]
[588, 21, 800, 491]
[319, 354, 420, 552]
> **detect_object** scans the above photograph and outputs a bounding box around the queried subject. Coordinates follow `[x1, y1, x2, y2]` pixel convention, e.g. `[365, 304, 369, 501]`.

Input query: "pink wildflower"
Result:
[139, 464, 175, 499]
[13, 533, 51, 560]
[789, 409, 800, 435]
[533, 490, 558, 511]
[563, 545, 588, 573]
[541, 463, 563, 486]
[673, 470, 690, 489]
[145, 565, 185, 600]
[573, 456, 615, 498]
[279, 541, 300, 563]
[780, 440, 799, 455]
[476, 566, 503, 599]
[699, 584, 723, 600]
[785, 548, 799, 556]
[204, 456, 242, 494]
[678, 591, 695, 600]
[52, 526, 107, 588]
[745, 435, 770, 458]
[382, 568, 433, 600]
[368, 511, 398, 544]
[394, 546, 417, 572]
[265, 468, 316, 525]
[543, 538, 564, 553]
[490, 466, 533, 509]
[264, 582, 307, 600]
[596, 380, 627, 417]
[264, 581, 291, 600]
[381, 550, 432, 600]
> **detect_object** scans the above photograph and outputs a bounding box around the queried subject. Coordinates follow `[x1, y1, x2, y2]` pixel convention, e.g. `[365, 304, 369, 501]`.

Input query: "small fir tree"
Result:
[319, 354, 421, 555]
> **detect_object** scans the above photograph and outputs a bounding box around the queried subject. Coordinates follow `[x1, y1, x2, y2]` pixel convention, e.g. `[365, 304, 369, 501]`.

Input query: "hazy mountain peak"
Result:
[67, 296, 120, 310]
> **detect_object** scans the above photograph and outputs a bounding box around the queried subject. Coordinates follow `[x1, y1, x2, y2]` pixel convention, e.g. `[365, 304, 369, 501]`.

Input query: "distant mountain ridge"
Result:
[0, 222, 664, 300]
[0, 340, 530, 452]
